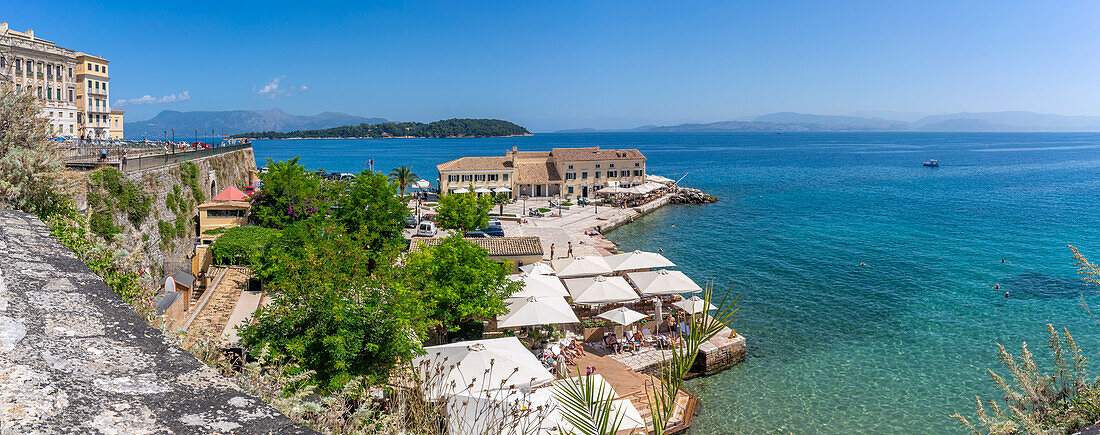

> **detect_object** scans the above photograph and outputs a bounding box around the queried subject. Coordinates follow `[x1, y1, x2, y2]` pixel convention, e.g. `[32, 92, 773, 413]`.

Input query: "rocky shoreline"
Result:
[669, 186, 718, 204]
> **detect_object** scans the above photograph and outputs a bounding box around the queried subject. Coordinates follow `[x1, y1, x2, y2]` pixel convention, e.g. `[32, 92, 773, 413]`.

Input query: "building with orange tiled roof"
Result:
[436, 146, 646, 198]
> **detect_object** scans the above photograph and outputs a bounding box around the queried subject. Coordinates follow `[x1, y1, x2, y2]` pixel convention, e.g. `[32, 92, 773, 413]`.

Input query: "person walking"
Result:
[550, 243, 555, 260]
[120, 151, 127, 170]
[567, 241, 574, 258]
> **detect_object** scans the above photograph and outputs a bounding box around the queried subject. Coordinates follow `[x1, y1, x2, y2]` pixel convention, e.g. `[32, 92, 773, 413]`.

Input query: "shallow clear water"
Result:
[254, 132, 1100, 433]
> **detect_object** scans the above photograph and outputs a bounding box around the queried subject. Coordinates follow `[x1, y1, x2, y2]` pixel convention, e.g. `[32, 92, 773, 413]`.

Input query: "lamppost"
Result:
[522, 195, 527, 217]
[557, 194, 562, 217]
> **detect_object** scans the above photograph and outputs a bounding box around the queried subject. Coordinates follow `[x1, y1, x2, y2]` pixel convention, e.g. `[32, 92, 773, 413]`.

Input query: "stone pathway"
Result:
[186, 267, 249, 345]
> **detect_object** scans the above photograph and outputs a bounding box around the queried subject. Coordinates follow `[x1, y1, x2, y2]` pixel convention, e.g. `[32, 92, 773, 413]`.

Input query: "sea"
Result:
[253, 132, 1100, 433]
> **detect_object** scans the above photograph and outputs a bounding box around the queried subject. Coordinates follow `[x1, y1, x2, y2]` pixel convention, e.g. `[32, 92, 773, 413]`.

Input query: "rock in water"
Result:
[669, 187, 718, 204]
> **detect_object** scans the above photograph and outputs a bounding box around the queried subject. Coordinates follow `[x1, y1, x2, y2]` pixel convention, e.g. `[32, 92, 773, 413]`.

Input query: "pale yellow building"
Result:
[0, 23, 79, 137]
[437, 146, 647, 198]
[109, 109, 125, 139]
[75, 52, 112, 140]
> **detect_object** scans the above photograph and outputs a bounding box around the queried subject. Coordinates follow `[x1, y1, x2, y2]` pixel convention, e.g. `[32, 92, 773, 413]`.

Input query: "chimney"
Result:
[25, 28, 33, 40]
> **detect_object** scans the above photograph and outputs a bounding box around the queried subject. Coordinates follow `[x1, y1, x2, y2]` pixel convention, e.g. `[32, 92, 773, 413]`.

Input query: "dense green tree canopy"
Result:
[242, 221, 425, 391]
[436, 192, 493, 233]
[233, 118, 530, 139]
[209, 226, 281, 266]
[250, 157, 335, 229]
[333, 170, 409, 270]
[404, 234, 520, 335]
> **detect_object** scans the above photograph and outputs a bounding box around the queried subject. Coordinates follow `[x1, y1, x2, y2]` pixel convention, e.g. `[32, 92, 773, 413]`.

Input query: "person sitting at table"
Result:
[604, 332, 623, 355]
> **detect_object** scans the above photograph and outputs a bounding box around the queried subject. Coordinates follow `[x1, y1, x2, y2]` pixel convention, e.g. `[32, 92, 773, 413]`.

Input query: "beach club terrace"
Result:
[436, 146, 647, 199]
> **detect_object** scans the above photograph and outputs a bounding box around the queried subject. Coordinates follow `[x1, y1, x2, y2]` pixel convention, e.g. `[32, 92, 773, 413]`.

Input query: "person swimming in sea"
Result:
[994, 283, 1000, 290]
[1005, 291, 1010, 298]
[858, 262, 868, 267]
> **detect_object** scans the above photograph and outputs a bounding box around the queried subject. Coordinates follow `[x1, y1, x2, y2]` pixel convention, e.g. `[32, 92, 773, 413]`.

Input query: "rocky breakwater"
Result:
[669, 186, 718, 204]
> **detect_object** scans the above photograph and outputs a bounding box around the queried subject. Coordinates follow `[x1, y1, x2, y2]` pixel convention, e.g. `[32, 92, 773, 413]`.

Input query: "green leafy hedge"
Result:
[89, 168, 152, 228]
[211, 226, 281, 266]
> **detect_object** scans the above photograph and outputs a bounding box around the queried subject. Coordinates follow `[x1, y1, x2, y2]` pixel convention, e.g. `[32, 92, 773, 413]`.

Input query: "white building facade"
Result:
[0, 23, 79, 137]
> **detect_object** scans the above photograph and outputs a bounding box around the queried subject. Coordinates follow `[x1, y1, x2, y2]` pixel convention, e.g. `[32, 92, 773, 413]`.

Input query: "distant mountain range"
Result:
[124, 108, 387, 139]
[556, 111, 1100, 133]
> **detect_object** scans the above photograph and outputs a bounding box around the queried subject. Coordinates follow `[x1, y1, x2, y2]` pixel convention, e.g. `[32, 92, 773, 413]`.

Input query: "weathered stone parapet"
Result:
[0, 209, 308, 433]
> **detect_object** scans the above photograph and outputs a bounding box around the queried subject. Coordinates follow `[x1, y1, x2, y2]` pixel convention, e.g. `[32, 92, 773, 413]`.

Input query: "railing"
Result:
[65, 143, 252, 172]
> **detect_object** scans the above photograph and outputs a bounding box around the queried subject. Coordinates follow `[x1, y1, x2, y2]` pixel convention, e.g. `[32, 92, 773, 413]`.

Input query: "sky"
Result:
[6, 1, 1100, 131]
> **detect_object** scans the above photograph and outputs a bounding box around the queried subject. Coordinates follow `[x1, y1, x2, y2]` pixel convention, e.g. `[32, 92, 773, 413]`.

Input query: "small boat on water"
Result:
[923, 159, 940, 167]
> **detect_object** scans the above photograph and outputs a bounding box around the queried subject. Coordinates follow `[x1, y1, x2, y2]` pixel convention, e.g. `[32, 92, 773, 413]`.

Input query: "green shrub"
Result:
[538, 207, 551, 213]
[89, 168, 152, 226]
[560, 202, 574, 206]
[211, 226, 281, 265]
[157, 220, 176, 241]
[89, 210, 120, 240]
[180, 161, 205, 204]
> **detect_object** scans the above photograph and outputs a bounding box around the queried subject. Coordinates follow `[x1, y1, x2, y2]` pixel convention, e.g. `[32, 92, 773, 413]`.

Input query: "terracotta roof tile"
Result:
[409, 236, 544, 257]
[551, 147, 645, 162]
[437, 156, 514, 172]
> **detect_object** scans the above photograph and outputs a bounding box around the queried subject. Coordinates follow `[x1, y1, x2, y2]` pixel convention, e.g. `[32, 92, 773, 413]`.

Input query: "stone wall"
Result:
[85, 147, 257, 290]
[0, 209, 305, 433]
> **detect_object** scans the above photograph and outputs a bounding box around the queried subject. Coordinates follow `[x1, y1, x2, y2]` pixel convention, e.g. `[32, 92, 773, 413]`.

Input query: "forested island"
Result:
[232, 118, 531, 139]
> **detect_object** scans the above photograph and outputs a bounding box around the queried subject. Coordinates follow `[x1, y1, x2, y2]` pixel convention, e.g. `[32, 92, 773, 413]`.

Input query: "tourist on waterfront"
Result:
[566, 339, 586, 357]
[120, 152, 127, 169]
[549, 243, 555, 260]
[567, 242, 574, 257]
[603, 332, 623, 354]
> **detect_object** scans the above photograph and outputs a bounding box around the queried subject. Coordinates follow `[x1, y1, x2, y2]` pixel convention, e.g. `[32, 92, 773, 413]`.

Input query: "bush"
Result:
[89, 210, 120, 240]
[211, 226, 281, 265]
[89, 168, 152, 226]
[538, 207, 551, 213]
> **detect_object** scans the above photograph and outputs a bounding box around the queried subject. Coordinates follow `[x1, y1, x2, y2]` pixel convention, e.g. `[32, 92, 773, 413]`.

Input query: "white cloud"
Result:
[255, 76, 307, 98]
[114, 91, 191, 107]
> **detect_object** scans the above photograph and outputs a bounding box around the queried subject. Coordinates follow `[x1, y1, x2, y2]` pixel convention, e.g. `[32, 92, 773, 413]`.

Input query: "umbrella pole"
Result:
[654, 298, 663, 333]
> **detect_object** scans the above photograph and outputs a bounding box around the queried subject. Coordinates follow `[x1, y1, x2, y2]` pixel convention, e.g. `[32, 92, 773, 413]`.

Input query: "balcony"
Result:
[36, 72, 43, 79]
[87, 87, 107, 96]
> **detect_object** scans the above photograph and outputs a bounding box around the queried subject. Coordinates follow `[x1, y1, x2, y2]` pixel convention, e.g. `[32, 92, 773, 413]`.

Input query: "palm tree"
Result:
[389, 165, 418, 197]
[493, 193, 510, 215]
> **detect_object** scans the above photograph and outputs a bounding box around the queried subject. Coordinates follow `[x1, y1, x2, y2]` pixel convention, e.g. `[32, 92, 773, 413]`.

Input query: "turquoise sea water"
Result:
[254, 132, 1100, 433]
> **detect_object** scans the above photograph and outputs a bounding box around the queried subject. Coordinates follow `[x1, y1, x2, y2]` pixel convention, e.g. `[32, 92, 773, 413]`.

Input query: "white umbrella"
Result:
[445, 388, 556, 435]
[498, 296, 579, 328]
[597, 186, 630, 195]
[604, 250, 676, 272]
[673, 295, 717, 314]
[474, 186, 493, 193]
[507, 274, 569, 299]
[646, 174, 675, 184]
[552, 256, 613, 278]
[415, 337, 554, 400]
[494, 186, 512, 193]
[548, 375, 647, 432]
[452, 187, 470, 194]
[626, 269, 702, 296]
[519, 262, 555, 275]
[597, 307, 647, 326]
[416, 179, 431, 189]
[563, 276, 640, 305]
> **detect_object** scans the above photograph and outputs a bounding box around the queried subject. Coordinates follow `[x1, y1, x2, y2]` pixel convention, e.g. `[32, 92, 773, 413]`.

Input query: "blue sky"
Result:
[7, 1, 1100, 131]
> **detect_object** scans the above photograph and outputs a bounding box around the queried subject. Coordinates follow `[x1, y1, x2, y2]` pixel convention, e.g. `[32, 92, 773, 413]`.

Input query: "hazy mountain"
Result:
[912, 111, 1100, 131]
[844, 110, 929, 123]
[753, 112, 907, 129]
[124, 108, 387, 139]
[557, 111, 1100, 133]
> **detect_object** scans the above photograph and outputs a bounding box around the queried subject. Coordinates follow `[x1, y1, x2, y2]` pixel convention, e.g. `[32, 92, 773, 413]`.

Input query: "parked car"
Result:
[487, 218, 501, 227]
[416, 221, 438, 237]
[479, 225, 504, 237]
[405, 216, 419, 228]
[464, 230, 491, 238]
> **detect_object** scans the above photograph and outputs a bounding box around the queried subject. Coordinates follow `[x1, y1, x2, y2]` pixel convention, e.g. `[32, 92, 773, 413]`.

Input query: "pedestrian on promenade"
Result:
[550, 244, 555, 260]
[121, 151, 127, 169]
[567, 242, 574, 258]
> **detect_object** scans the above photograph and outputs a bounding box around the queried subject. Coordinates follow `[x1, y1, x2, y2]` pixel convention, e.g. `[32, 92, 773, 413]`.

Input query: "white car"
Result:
[416, 221, 438, 237]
